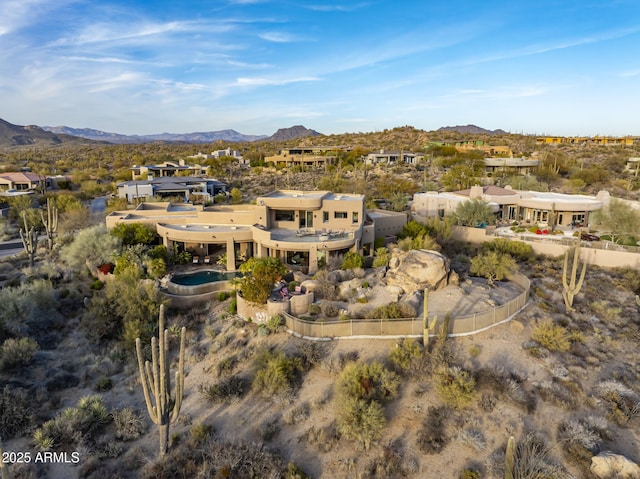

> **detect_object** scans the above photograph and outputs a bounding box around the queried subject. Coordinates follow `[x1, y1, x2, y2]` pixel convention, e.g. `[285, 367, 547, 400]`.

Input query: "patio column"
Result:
[308, 245, 318, 275]
[226, 238, 236, 271]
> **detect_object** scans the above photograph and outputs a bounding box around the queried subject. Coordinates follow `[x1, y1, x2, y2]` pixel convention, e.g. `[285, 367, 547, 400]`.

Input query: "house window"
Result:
[323, 211, 329, 223]
[275, 210, 294, 221]
[334, 212, 348, 219]
[352, 212, 359, 223]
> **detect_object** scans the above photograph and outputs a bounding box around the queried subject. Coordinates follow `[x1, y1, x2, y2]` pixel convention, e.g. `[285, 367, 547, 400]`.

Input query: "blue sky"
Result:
[1, 0, 639, 136]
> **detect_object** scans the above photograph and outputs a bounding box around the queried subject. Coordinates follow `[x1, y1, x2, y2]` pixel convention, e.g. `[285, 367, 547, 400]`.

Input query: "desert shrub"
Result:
[321, 350, 359, 374]
[257, 415, 281, 441]
[458, 427, 487, 451]
[189, 423, 214, 444]
[33, 395, 111, 450]
[509, 433, 573, 479]
[266, 315, 284, 333]
[337, 361, 399, 402]
[283, 402, 310, 425]
[145, 257, 167, 279]
[60, 224, 120, 271]
[93, 376, 113, 392]
[0, 337, 38, 370]
[320, 301, 340, 318]
[0, 280, 59, 341]
[302, 422, 341, 453]
[336, 396, 386, 451]
[253, 350, 303, 398]
[340, 251, 364, 270]
[531, 319, 570, 352]
[295, 342, 327, 370]
[470, 251, 517, 284]
[199, 375, 249, 403]
[475, 365, 532, 412]
[0, 386, 33, 439]
[366, 302, 416, 319]
[112, 407, 146, 441]
[372, 247, 392, 268]
[557, 416, 609, 468]
[285, 463, 311, 479]
[141, 437, 288, 479]
[217, 291, 230, 301]
[228, 297, 237, 314]
[417, 406, 450, 454]
[388, 338, 426, 375]
[435, 366, 476, 408]
[395, 234, 440, 252]
[482, 238, 533, 262]
[595, 380, 640, 426]
[307, 303, 321, 315]
[216, 355, 238, 377]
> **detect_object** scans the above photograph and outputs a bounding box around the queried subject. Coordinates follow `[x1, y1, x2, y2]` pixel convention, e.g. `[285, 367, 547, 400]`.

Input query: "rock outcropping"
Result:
[591, 452, 640, 479]
[385, 249, 452, 294]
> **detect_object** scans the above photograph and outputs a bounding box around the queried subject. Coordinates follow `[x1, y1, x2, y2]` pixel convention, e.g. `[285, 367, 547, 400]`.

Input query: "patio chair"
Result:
[204, 256, 211, 264]
[192, 255, 200, 264]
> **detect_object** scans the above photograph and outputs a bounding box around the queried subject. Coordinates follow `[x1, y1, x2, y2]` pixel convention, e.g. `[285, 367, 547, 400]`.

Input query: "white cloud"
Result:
[234, 76, 319, 86]
[259, 31, 298, 43]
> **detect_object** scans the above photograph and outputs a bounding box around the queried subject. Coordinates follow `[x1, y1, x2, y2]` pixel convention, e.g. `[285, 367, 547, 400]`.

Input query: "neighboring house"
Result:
[106, 189, 407, 274]
[536, 136, 635, 146]
[625, 158, 640, 176]
[483, 157, 540, 177]
[265, 148, 337, 169]
[116, 176, 227, 203]
[411, 185, 609, 228]
[0, 172, 44, 191]
[131, 160, 206, 180]
[364, 150, 424, 165]
[189, 148, 245, 164]
[428, 141, 513, 157]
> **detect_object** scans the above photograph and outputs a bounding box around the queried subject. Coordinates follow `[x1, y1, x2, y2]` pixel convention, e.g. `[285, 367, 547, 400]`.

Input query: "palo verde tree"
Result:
[135, 304, 185, 456]
[454, 198, 495, 227]
[238, 256, 287, 304]
[470, 251, 517, 285]
[591, 197, 640, 245]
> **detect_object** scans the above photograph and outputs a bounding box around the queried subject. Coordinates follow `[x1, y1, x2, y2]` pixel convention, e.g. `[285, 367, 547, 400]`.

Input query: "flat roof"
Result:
[160, 224, 249, 233]
[261, 190, 328, 199]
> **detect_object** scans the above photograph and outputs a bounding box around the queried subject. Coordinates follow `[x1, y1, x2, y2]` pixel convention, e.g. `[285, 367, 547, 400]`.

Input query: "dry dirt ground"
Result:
[4, 268, 640, 479]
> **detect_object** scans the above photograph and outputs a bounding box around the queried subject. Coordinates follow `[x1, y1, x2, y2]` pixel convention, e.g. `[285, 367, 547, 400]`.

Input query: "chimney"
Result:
[470, 185, 483, 199]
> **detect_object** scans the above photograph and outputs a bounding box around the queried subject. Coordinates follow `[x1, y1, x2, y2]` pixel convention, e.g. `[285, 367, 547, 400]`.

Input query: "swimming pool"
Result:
[171, 270, 241, 286]
[167, 270, 242, 296]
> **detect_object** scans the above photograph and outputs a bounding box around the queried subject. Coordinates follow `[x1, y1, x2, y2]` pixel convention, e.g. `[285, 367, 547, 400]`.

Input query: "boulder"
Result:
[591, 452, 640, 479]
[300, 280, 321, 293]
[385, 249, 450, 295]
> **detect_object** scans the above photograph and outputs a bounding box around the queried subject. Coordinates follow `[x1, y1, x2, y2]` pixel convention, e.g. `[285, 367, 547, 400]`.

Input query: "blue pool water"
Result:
[171, 270, 241, 286]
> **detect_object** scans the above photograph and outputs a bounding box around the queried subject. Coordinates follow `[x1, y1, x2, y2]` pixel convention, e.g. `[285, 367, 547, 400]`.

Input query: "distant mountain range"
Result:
[437, 124, 507, 135]
[41, 125, 269, 144]
[0, 118, 98, 148]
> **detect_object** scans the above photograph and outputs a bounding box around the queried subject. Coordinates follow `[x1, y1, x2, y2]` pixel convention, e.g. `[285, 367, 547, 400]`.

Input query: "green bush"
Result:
[482, 238, 534, 262]
[531, 319, 570, 352]
[252, 350, 303, 398]
[341, 251, 364, 270]
[336, 396, 386, 451]
[435, 366, 476, 408]
[336, 361, 399, 403]
[388, 339, 425, 375]
[266, 315, 284, 333]
[372, 247, 392, 268]
[366, 302, 416, 319]
[217, 291, 230, 301]
[199, 376, 249, 403]
[417, 406, 449, 454]
[470, 251, 517, 285]
[0, 337, 39, 370]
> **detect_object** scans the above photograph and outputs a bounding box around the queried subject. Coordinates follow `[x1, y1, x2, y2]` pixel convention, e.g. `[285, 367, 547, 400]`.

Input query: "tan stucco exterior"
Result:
[106, 190, 406, 274]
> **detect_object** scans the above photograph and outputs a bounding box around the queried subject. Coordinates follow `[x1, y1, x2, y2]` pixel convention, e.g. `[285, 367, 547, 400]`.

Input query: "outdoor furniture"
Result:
[192, 255, 199, 264]
[203, 256, 211, 264]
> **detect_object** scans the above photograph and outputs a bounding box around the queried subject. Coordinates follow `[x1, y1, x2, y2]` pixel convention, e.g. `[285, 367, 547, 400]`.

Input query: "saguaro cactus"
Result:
[40, 198, 58, 250]
[422, 289, 437, 349]
[562, 238, 587, 313]
[505, 436, 516, 479]
[135, 304, 186, 456]
[19, 212, 38, 267]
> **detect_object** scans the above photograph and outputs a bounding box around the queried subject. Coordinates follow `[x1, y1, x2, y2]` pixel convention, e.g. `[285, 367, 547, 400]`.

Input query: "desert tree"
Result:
[454, 198, 495, 227]
[470, 251, 517, 285]
[591, 197, 640, 244]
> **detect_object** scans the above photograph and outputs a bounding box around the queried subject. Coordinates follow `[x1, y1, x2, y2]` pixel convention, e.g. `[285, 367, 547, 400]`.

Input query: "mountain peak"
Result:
[437, 124, 507, 135]
[266, 125, 323, 142]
